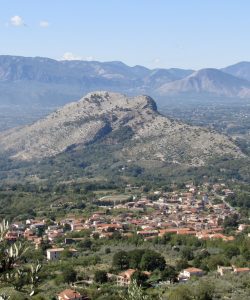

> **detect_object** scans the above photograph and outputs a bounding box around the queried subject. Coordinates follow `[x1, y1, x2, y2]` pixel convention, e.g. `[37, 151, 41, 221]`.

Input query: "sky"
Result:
[0, 0, 250, 70]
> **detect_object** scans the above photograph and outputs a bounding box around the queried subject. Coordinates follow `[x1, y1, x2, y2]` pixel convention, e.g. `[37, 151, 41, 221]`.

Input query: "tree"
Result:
[29, 262, 42, 296]
[93, 232, 100, 240]
[94, 270, 108, 284]
[80, 238, 92, 250]
[63, 223, 71, 232]
[128, 249, 145, 269]
[131, 271, 148, 287]
[120, 280, 149, 300]
[175, 259, 189, 272]
[224, 245, 240, 259]
[161, 265, 178, 283]
[61, 249, 73, 259]
[5, 268, 27, 291]
[113, 251, 129, 270]
[205, 254, 229, 271]
[181, 247, 194, 260]
[193, 281, 214, 300]
[105, 248, 111, 254]
[61, 266, 77, 284]
[0, 220, 42, 297]
[168, 286, 192, 300]
[140, 250, 165, 271]
[223, 214, 239, 229]
[0, 294, 10, 300]
[0, 220, 28, 273]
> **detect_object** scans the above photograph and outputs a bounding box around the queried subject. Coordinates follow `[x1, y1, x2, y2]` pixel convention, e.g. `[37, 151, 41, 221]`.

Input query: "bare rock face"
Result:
[0, 91, 243, 165]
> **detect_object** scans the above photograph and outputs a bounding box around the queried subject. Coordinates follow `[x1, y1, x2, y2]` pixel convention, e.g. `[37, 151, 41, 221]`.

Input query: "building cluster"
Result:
[2, 182, 250, 299]
[4, 183, 244, 249]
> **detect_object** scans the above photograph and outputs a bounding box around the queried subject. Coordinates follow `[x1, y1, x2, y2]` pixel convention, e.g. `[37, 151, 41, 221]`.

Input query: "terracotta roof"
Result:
[159, 228, 178, 234]
[119, 269, 136, 278]
[97, 224, 122, 228]
[233, 267, 250, 273]
[177, 229, 196, 235]
[58, 289, 81, 299]
[184, 267, 203, 273]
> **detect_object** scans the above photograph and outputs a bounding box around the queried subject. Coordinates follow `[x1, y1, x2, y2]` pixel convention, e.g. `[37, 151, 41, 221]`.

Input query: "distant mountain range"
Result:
[0, 92, 243, 166]
[157, 68, 250, 98]
[0, 55, 192, 108]
[1, 55, 250, 113]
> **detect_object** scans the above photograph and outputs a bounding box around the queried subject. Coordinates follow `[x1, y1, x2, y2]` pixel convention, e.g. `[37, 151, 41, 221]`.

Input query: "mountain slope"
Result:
[157, 68, 250, 98]
[0, 92, 243, 166]
[222, 61, 250, 82]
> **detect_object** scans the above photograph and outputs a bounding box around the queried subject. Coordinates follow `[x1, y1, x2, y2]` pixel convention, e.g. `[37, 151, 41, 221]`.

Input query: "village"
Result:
[6, 182, 247, 245]
[2, 180, 249, 299]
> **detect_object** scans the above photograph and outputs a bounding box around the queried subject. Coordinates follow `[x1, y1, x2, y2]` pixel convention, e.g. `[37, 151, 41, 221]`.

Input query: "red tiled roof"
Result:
[119, 269, 136, 278]
[58, 289, 81, 299]
[233, 267, 250, 273]
[184, 267, 203, 273]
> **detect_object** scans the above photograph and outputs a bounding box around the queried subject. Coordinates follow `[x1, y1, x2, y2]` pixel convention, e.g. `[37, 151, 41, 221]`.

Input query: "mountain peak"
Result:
[157, 68, 250, 97]
[78, 91, 158, 112]
[222, 61, 250, 82]
[191, 68, 221, 77]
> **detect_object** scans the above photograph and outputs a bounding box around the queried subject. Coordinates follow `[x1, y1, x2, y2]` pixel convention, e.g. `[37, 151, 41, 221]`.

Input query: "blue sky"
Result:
[0, 0, 250, 69]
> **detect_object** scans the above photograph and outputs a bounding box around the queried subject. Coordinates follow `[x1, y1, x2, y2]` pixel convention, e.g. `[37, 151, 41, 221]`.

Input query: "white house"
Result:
[178, 267, 204, 281]
[47, 248, 64, 261]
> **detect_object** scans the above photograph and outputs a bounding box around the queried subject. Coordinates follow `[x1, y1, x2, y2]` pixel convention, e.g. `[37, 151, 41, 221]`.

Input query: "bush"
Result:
[94, 270, 108, 283]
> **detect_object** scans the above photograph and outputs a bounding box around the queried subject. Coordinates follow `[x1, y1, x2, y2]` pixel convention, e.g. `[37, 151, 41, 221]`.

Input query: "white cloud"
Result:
[10, 15, 25, 27]
[62, 52, 83, 61]
[39, 21, 49, 28]
[61, 52, 94, 61]
[153, 58, 161, 65]
[85, 56, 94, 61]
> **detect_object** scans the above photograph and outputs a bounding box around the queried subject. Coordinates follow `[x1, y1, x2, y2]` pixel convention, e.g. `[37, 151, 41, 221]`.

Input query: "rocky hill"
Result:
[0, 92, 243, 166]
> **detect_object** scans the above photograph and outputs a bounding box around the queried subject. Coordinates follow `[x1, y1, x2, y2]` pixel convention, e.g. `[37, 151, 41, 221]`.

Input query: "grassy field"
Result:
[98, 194, 132, 203]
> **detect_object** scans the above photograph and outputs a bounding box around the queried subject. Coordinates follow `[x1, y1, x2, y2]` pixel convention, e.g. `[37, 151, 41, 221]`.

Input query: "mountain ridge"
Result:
[0, 55, 193, 111]
[1, 55, 250, 113]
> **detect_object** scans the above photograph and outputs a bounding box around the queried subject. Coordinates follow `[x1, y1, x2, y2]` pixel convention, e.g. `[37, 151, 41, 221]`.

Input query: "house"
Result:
[217, 265, 233, 276]
[116, 269, 150, 286]
[5, 231, 19, 242]
[178, 267, 204, 281]
[238, 224, 250, 232]
[217, 265, 250, 276]
[47, 248, 64, 261]
[24, 228, 37, 241]
[233, 266, 250, 274]
[117, 269, 136, 286]
[57, 289, 89, 300]
[96, 223, 123, 233]
[137, 230, 158, 239]
[47, 229, 64, 242]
